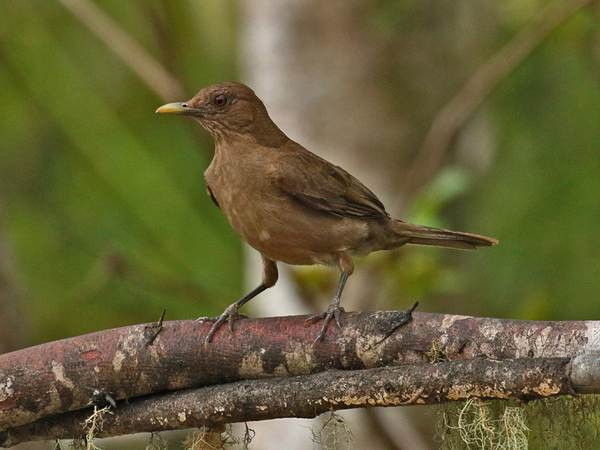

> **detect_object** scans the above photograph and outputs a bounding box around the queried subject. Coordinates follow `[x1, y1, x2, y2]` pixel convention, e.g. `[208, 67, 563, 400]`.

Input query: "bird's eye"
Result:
[214, 94, 227, 107]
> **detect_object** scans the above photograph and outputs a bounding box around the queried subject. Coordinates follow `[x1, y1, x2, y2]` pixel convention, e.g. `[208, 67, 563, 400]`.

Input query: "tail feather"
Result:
[392, 220, 498, 251]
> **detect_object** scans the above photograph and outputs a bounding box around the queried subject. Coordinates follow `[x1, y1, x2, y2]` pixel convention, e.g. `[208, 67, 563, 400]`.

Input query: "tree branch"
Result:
[2, 356, 588, 446]
[2, 310, 600, 445]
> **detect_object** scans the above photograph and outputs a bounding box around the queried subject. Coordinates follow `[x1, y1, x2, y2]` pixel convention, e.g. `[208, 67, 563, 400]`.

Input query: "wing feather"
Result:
[272, 144, 389, 219]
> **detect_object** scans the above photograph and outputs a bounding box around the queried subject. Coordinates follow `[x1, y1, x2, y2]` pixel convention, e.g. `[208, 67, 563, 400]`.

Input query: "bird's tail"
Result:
[391, 220, 498, 250]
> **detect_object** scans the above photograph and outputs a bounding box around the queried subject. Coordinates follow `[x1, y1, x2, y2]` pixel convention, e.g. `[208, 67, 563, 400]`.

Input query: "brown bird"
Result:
[156, 82, 498, 343]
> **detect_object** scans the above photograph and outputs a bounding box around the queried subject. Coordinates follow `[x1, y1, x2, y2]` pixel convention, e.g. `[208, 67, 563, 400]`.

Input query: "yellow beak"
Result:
[155, 102, 191, 115]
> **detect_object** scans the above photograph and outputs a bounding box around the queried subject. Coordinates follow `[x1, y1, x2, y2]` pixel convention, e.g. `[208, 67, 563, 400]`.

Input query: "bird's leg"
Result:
[199, 256, 278, 344]
[306, 252, 354, 342]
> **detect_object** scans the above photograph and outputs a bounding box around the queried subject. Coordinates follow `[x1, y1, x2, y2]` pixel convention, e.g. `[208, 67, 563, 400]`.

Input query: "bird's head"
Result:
[156, 82, 287, 146]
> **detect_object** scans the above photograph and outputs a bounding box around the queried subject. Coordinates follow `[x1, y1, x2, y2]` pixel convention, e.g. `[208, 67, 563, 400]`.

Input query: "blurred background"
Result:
[1, 0, 600, 448]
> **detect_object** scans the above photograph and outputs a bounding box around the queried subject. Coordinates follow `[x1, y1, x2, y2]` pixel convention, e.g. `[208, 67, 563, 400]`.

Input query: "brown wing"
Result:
[273, 144, 389, 219]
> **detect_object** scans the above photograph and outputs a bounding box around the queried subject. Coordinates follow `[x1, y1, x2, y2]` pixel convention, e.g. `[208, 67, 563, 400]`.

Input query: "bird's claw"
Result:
[197, 304, 248, 344]
[305, 303, 345, 343]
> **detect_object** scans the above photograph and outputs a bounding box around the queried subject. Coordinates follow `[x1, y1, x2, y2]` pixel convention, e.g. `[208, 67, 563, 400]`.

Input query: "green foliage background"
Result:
[464, 9, 600, 321]
[0, 1, 241, 341]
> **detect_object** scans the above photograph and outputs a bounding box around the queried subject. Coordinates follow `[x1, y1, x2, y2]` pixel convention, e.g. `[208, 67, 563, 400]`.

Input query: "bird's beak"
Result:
[155, 102, 194, 115]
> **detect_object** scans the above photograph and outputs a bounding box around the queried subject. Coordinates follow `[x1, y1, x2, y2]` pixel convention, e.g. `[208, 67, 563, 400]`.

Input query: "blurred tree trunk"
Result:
[239, 0, 499, 448]
[0, 199, 29, 354]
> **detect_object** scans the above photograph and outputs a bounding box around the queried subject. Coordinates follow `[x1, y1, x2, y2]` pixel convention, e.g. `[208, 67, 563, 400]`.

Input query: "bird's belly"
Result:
[220, 190, 370, 266]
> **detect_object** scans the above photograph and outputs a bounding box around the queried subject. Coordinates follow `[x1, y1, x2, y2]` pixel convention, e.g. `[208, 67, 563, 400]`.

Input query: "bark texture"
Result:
[1, 357, 580, 445]
[1, 310, 600, 436]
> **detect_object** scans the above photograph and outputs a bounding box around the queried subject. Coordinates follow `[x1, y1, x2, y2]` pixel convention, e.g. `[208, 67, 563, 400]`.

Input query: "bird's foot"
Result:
[305, 300, 345, 343]
[197, 304, 248, 344]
